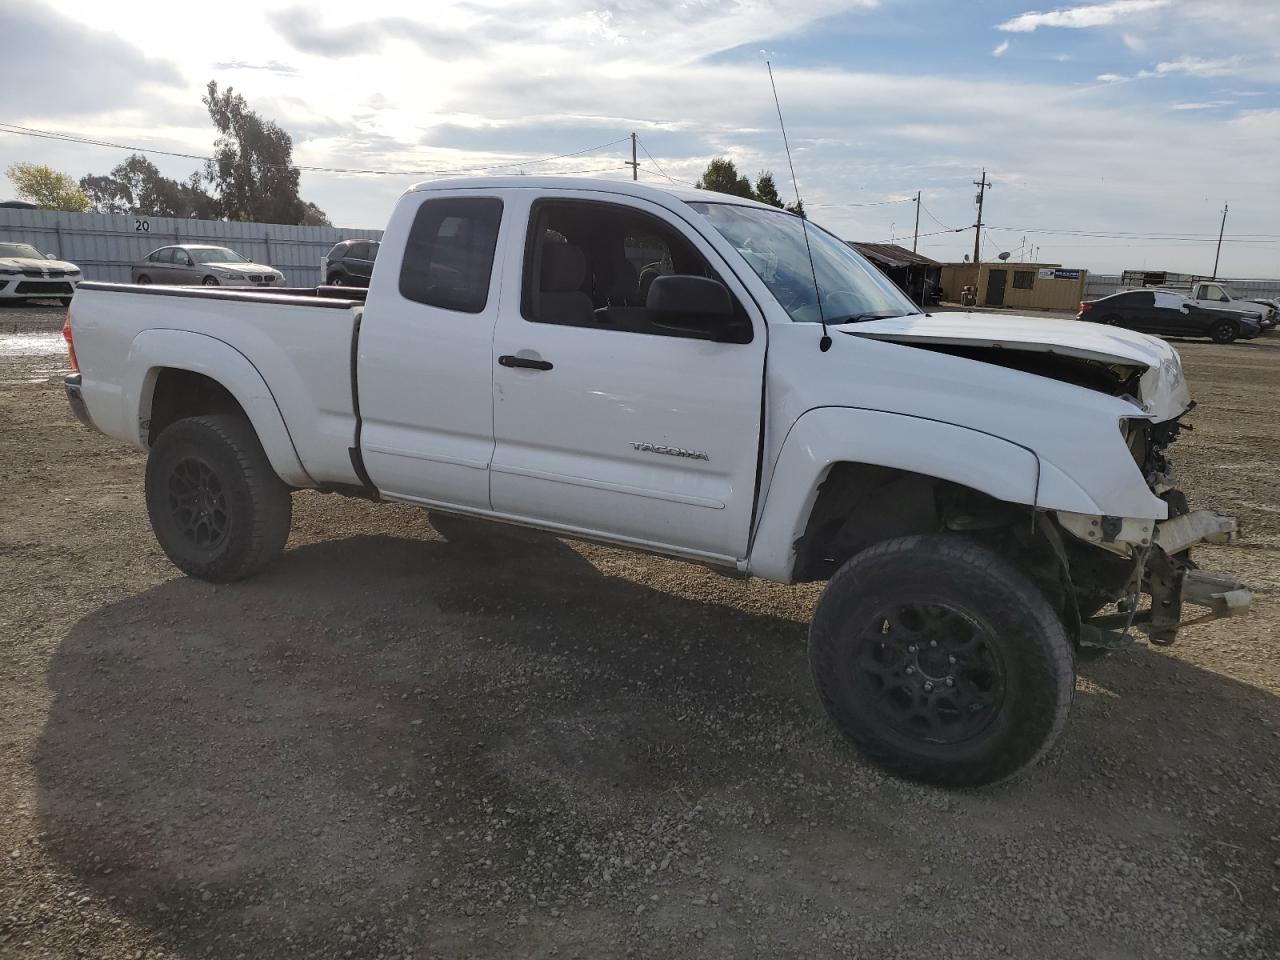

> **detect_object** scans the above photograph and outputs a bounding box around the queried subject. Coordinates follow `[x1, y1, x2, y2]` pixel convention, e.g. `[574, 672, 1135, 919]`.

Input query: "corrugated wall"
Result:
[0, 209, 383, 287]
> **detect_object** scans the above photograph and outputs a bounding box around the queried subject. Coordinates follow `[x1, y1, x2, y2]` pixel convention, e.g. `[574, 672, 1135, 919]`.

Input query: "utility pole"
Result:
[1211, 202, 1228, 279]
[627, 132, 639, 181]
[972, 170, 991, 264]
[912, 191, 921, 253]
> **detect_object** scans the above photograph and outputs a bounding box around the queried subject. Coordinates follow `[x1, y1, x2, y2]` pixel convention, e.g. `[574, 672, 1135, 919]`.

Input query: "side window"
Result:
[327, 243, 345, 260]
[1012, 270, 1034, 290]
[368, 241, 380, 260]
[150, 248, 172, 263]
[348, 242, 369, 261]
[1202, 284, 1227, 302]
[174, 250, 192, 266]
[520, 199, 751, 343]
[399, 197, 503, 313]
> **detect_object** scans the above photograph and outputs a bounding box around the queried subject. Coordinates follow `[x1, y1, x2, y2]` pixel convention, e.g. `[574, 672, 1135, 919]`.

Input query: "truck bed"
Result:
[70, 282, 365, 488]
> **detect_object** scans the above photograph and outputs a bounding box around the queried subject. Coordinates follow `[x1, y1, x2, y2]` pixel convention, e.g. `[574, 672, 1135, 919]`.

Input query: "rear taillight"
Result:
[1079, 301, 1092, 312]
[63, 308, 79, 373]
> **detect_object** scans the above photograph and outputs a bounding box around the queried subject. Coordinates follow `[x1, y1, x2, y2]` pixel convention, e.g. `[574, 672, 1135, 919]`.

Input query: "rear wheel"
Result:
[809, 535, 1075, 787]
[327, 273, 344, 286]
[202, 276, 219, 286]
[145, 415, 292, 582]
[136, 275, 152, 285]
[1098, 313, 1122, 326]
[1210, 319, 1238, 344]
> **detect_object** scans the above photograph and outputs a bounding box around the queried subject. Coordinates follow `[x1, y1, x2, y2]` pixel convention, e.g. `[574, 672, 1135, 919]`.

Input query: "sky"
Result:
[2, 0, 1278, 276]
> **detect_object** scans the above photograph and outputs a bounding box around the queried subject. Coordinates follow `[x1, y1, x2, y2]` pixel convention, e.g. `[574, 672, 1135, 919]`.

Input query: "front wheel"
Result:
[145, 415, 292, 582]
[1210, 319, 1238, 344]
[135, 275, 152, 285]
[809, 535, 1074, 787]
[327, 273, 344, 286]
[202, 276, 219, 286]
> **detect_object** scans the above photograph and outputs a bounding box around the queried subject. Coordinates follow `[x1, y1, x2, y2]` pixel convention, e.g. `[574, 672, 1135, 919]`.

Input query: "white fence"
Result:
[1086, 273, 1280, 302]
[0, 209, 383, 287]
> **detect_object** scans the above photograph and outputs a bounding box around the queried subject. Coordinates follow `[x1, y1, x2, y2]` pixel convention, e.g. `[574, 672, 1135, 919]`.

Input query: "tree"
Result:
[754, 171, 784, 209]
[696, 158, 756, 200]
[79, 154, 217, 218]
[785, 198, 807, 219]
[203, 80, 327, 225]
[299, 201, 331, 227]
[6, 163, 90, 212]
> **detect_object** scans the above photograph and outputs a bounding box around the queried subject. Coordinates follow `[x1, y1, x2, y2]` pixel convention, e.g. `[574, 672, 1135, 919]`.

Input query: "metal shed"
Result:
[847, 242, 942, 306]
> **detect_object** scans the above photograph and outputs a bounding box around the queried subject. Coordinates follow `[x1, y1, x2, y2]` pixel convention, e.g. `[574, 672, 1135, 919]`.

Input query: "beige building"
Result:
[940, 262, 1088, 312]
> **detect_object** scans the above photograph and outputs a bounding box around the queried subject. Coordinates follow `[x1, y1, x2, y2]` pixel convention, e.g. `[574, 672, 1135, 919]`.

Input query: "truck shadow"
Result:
[33, 518, 1280, 957]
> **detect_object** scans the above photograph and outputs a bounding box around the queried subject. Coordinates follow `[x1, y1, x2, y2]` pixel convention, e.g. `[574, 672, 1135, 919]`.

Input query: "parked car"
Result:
[1245, 298, 1279, 329]
[320, 239, 379, 287]
[1078, 289, 1262, 343]
[131, 245, 285, 287]
[0, 241, 82, 305]
[63, 176, 1250, 787]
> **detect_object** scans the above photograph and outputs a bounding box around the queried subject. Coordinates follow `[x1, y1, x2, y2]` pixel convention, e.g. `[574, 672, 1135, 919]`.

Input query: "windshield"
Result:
[0, 242, 43, 259]
[687, 202, 919, 324]
[191, 247, 249, 264]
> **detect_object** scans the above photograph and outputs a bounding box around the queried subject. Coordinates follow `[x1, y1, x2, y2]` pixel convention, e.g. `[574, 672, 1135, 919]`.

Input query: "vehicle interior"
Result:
[522, 200, 751, 341]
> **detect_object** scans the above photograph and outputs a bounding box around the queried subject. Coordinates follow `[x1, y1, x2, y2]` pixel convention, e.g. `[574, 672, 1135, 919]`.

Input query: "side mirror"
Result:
[45, 252, 58, 260]
[646, 275, 738, 338]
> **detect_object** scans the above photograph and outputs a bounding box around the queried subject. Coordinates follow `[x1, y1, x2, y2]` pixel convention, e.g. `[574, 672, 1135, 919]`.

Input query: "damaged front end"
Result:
[1055, 412, 1251, 650]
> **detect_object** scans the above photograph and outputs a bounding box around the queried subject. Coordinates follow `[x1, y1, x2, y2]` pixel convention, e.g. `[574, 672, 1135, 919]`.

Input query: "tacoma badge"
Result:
[630, 441, 709, 461]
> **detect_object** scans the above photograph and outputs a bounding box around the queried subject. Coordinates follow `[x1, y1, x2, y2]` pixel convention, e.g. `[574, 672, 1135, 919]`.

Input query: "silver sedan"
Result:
[131, 245, 286, 287]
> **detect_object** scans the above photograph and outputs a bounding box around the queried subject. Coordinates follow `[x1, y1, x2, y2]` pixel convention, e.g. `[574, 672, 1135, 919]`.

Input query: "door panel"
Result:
[489, 193, 765, 562]
[358, 195, 506, 509]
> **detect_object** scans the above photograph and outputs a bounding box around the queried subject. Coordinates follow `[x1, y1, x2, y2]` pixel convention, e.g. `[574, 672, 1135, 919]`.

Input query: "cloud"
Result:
[0, 3, 183, 115]
[993, 40, 1010, 56]
[212, 59, 299, 76]
[998, 0, 1169, 33]
[1170, 100, 1236, 110]
[267, 6, 471, 58]
[1151, 56, 1244, 78]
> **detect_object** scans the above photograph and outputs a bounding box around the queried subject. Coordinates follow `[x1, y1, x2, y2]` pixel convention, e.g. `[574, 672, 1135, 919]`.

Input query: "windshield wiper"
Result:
[826, 312, 915, 325]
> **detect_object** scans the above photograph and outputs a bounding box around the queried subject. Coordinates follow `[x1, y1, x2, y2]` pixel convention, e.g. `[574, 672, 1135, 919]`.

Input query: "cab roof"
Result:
[406, 175, 781, 212]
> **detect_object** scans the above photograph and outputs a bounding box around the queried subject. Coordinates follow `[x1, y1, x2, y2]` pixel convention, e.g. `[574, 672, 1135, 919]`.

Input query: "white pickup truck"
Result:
[63, 176, 1251, 787]
[1184, 279, 1274, 326]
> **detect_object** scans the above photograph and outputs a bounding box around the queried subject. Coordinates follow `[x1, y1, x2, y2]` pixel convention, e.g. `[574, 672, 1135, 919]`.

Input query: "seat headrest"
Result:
[540, 244, 586, 293]
[597, 257, 638, 298]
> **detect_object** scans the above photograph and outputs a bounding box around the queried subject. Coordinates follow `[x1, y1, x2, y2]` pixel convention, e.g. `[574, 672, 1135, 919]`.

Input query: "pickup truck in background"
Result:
[62, 177, 1252, 787]
[1182, 280, 1274, 327]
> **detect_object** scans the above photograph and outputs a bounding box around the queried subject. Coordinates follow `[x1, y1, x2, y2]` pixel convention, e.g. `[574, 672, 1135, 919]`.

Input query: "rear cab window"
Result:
[399, 197, 503, 313]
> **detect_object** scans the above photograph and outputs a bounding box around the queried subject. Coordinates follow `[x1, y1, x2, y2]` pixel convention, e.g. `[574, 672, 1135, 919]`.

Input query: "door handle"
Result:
[498, 355, 553, 371]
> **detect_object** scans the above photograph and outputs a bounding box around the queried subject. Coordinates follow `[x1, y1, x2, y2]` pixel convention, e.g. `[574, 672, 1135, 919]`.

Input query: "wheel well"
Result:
[793, 462, 1116, 643]
[145, 368, 247, 445]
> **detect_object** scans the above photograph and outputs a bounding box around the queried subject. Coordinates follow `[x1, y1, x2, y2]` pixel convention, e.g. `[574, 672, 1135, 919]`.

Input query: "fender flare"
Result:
[746, 406, 1100, 582]
[126, 328, 313, 487]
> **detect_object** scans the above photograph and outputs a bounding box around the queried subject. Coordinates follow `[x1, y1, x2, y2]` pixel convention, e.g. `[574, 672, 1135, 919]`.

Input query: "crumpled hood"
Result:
[840, 312, 1192, 421]
[0, 256, 80, 273]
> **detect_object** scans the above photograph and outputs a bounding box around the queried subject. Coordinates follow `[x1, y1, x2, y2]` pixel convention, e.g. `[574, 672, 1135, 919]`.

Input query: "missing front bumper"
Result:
[1071, 507, 1252, 648]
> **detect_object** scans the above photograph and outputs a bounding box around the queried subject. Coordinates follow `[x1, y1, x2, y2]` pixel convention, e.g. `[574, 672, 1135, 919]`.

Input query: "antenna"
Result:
[767, 60, 830, 352]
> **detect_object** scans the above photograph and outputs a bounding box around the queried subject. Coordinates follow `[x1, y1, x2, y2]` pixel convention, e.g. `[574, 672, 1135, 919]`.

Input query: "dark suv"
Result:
[320, 239, 380, 287]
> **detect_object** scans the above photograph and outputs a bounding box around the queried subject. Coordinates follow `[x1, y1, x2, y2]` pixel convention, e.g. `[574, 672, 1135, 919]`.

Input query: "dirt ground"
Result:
[1, 302, 1277, 959]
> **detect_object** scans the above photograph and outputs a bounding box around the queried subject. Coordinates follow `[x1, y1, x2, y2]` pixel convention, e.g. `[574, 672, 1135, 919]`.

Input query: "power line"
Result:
[0, 120, 630, 178]
[919, 200, 958, 231]
[987, 224, 1280, 243]
[807, 197, 915, 209]
[635, 138, 682, 185]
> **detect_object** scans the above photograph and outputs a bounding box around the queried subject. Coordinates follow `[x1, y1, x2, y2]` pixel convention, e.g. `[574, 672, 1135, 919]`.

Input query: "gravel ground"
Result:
[1, 301, 1278, 959]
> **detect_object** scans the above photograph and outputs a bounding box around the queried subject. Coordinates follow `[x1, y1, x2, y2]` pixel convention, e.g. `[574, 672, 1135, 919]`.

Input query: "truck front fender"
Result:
[747, 407, 1101, 582]
[127, 329, 313, 487]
